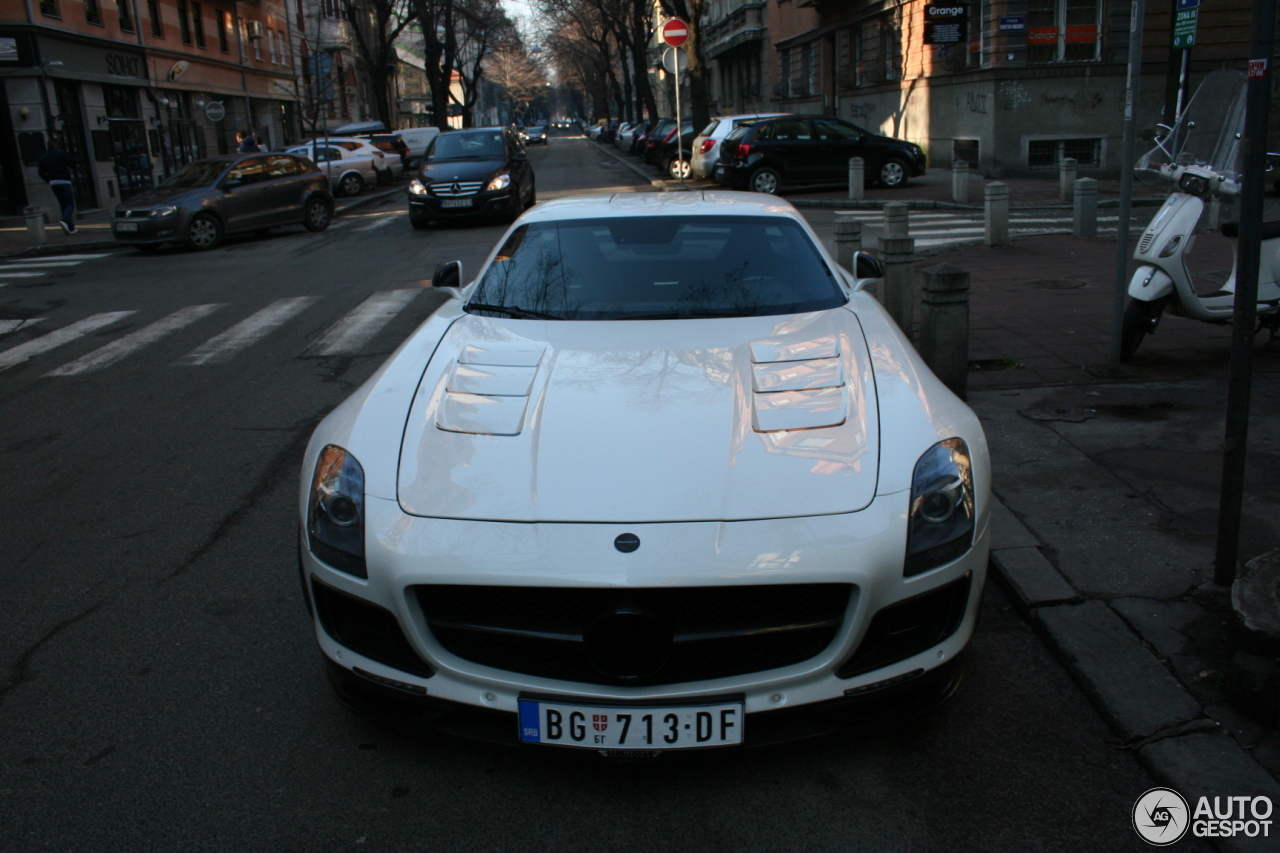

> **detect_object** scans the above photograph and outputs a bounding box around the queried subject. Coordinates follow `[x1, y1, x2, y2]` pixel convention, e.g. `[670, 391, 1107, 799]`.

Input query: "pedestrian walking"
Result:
[237, 130, 261, 153]
[37, 135, 77, 234]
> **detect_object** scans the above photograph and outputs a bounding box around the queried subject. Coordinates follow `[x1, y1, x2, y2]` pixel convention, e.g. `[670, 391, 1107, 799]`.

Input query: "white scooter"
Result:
[1122, 68, 1280, 360]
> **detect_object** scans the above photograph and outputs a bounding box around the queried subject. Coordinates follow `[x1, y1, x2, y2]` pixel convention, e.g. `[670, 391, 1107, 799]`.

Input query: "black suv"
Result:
[715, 116, 926, 193]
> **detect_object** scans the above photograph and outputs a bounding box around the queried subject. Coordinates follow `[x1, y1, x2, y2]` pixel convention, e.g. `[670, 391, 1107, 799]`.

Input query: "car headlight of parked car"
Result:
[408, 179, 429, 196]
[487, 173, 511, 191]
[150, 205, 178, 217]
[307, 445, 366, 578]
[905, 438, 974, 576]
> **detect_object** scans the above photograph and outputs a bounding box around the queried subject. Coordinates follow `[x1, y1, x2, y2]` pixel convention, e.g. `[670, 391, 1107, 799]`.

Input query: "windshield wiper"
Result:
[465, 303, 563, 320]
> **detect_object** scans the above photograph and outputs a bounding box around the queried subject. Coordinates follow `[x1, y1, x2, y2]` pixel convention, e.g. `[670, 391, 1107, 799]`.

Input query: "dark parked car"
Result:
[407, 127, 535, 228]
[641, 118, 678, 166]
[655, 120, 697, 180]
[111, 153, 333, 250]
[715, 116, 927, 193]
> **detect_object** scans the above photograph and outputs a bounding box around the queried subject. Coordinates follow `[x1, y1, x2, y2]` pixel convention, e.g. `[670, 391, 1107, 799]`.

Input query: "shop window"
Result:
[104, 85, 140, 119]
[39, 0, 59, 18]
[117, 0, 134, 31]
[192, 2, 206, 47]
[177, 0, 191, 44]
[218, 11, 230, 52]
[1027, 0, 1101, 64]
[85, 0, 103, 25]
[1028, 137, 1101, 168]
[148, 0, 161, 36]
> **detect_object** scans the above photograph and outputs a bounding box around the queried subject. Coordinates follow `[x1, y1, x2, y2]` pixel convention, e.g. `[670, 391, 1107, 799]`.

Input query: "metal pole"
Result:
[1110, 0, 1146, 367]
[1174, 49, 1189, 119]
[1214, 0, 1276, 587]
[673, 49, 683, 184]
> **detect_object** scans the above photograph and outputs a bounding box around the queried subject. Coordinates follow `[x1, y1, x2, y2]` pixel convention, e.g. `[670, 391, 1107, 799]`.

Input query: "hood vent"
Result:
[750, 336, 846, 432]
[436, 342, 546, 436]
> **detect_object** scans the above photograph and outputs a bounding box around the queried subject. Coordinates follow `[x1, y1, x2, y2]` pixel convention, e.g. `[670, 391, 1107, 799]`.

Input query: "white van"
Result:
[395, 127, 441, 166]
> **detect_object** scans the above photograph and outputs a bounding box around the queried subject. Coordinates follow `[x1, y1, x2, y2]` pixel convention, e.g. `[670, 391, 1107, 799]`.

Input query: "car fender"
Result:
[302, 299, 466, 513]
[1128, 266, 1174, 301]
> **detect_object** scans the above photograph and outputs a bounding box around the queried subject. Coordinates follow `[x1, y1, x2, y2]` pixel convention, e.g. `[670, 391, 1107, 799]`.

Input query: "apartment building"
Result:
[0, 0, 301, 216]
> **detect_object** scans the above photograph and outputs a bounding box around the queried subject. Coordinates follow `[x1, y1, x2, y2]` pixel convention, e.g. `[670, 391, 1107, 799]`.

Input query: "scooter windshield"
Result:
[1136, 68, 1246, 188]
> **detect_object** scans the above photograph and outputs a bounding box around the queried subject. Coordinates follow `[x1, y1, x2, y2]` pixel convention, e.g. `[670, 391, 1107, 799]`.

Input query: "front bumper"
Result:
[301, 491, 990, 749]
[111, 214, 185, 244]
[407, 189, 518, 220]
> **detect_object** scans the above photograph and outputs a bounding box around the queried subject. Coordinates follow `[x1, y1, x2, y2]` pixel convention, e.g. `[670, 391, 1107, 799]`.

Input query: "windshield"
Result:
[429, 131, 505, 161]
[160, 160, 228, 188]
[1137, 68, 1246, 185]
[467, 215, 846, 321]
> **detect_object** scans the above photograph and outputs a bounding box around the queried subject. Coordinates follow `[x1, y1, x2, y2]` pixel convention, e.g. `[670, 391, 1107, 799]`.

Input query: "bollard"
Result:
[847, 157, 864, 201]
[880, 235, 915, 335]
[919, 263, 970, 400]
[984, 182, 1009, 247]
[1059, 158, 1078, 203]
[1073, 177, 1097, 238]
[884, 201, 909, 237]
[834, 214, 862, 274]
[24, 205, 46, 247]
[952, 160, 969, 204]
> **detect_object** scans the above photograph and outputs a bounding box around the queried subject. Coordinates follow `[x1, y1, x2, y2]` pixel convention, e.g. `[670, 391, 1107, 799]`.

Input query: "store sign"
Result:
[205, 101, 226, 122]
[105, 52, 142, 78]
[998, 16, 1025, 33]
[924, 6, 967, 45]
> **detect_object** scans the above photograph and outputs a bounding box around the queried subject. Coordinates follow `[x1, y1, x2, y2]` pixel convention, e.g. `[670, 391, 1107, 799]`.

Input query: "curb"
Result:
[987, 495, 1280, 852]
[592, 140, 668, 190]
[335, 184, 404, 215]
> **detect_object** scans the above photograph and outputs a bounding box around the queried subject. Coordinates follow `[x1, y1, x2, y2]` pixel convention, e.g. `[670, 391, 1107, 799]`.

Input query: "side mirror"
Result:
[854, 251, 885, 279]
[433, 260, 462, 289]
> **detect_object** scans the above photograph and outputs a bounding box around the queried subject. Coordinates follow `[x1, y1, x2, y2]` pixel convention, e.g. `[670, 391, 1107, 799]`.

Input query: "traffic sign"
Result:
[661, 18, 689, 47]
[661, 47, 687, 75]
[1172, 7, 1198, 49]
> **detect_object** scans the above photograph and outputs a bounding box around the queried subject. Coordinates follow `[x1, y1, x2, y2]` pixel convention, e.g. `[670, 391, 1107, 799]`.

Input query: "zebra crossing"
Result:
[0, 288, 432, 378]
[0, 253, 113, 287]
[824, 209, 1150, 249]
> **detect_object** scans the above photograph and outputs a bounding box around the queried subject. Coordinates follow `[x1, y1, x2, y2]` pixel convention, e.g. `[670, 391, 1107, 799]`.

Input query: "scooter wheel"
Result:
[1121, 297, 1168, 361]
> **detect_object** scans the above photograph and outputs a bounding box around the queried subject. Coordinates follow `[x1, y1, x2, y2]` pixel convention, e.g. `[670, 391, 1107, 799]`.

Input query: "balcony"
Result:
[704, 0, 768, 60]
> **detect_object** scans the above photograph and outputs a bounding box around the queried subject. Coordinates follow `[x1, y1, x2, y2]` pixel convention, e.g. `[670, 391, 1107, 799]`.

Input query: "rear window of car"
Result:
[468, 215, 846, 321]
[699, 120, 720, 137]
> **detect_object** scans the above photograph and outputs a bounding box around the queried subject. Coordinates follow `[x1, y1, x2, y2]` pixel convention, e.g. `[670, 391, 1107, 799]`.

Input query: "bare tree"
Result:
[487, 38, 547, 120]
[341, 0, 415, 128]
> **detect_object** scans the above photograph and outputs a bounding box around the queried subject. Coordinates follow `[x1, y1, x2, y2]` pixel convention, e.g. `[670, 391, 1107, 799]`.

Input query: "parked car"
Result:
[716, 116, 927, 193]
[362, 134, 412, 174]
[300, 192, 990, 751]
[526, 123, 549, 145]
[406, 126, 535, 228]
[286, 141, 381, 196]
[690, 113, 790, 180]
[395, 127, 442, 166]
[642, 118, 679, 167]
[111, 153, 332, 250]
[630, 119, 664, 156]
[325, 121, 441, 169]
[310, 137, 396, 182]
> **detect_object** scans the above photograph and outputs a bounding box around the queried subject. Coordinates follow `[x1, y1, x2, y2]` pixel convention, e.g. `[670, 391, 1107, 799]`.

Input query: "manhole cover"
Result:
[1027, 278, 1086, 289]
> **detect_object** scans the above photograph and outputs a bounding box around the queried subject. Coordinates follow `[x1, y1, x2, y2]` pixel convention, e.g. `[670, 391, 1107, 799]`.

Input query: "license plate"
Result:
[115, 222, 138, 232]
[518, 698, 743, 750]
[441, 198, 472, 208]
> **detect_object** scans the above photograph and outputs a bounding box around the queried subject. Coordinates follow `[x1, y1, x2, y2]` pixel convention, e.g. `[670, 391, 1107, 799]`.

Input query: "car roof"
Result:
[518, 191, 808, 225]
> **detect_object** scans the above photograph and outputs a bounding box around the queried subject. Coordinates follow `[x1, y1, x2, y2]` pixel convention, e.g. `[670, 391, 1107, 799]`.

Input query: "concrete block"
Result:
[1035, 600, 1202, 743]
[1139, 733, 1280, 853]
[988, 497, 1041, 549]
[991, 547, 1078, 608]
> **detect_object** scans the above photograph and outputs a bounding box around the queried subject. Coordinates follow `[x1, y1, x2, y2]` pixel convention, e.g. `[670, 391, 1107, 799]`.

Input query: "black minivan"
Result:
[715, 116, 927, 194]
[407, 127, 536, 228]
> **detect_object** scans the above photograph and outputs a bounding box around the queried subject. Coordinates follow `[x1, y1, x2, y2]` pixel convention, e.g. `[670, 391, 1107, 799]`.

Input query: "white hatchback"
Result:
[690, 113, 790, 179]
[286, 140, 386, 196]
[299, 192, 990, 753]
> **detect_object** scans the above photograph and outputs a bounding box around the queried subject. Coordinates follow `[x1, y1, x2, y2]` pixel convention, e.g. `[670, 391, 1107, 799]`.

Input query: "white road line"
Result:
[22, 253, 112, 260]
[308, 290, 419, 356]
[178, 296, 318, 365]
[1, 261, 86, 268]
[355, 215, 400, 232]
[0, 311, 135, 372]
[48, 304, 226, 376]
[0, 318, 44, 336]
[0, 271, 59, 278]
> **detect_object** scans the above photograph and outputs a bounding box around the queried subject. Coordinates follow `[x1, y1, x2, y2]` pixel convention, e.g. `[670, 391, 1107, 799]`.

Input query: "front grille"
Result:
[836, 572, 971, 679]
[429, 181, 484, 197]
[415, 584, 853, 686]
[312, 577, 434, 678]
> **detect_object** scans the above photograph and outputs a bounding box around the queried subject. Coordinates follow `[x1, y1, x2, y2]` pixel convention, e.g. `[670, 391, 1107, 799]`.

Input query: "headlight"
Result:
[307, 445, 366, 578]
[408, 179, 429, 196]
[487, 173, 511, 191]
[150, 206, 177, 217]
[905, 438, 974, 576]
[1179, 172, 1210, 195]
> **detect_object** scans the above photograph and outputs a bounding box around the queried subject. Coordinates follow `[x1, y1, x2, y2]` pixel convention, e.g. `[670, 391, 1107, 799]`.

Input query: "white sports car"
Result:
[299, 192, 991, 754]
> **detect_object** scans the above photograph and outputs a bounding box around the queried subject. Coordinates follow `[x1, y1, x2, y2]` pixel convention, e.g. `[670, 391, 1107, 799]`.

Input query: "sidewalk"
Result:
[0, 184, 404, 258]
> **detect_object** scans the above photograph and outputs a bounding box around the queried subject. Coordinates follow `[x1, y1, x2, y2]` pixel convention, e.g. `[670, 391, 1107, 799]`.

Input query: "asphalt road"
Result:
[0, 133, 1200, 852]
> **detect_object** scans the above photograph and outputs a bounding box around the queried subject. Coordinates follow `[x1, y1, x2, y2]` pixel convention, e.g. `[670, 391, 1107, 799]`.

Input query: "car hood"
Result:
[418, 159, 506, 183]
[114, 185, 207, 210]
[397, 308, 879, 523]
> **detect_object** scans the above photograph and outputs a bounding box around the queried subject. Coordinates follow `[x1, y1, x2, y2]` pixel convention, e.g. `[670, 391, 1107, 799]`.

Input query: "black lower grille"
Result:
[414, 584, 853, 686]
[311, 577, 434, 678]
[836, 572, 971, 679]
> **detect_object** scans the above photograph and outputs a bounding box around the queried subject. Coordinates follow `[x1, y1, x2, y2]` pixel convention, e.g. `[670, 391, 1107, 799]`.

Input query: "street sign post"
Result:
[662, 46, 688, 183]
[661, 18, 689, 47]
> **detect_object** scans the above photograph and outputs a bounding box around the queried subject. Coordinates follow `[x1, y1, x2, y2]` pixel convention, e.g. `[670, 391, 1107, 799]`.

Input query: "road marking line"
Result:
[308, 290, 419, 356]
[355, 215, 400, 232]
[1, 261, 86, 268]
[48, 304, 226, 376]
[19, 253, 112, 260]
[0, 318, 44, 336]
[0, 271, 59, 278]
[178, 297, 318, 365]
[0, 311, 135, 372]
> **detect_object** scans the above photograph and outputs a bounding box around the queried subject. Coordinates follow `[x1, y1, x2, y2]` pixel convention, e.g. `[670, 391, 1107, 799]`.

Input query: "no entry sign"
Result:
[661, 18, 689, 47]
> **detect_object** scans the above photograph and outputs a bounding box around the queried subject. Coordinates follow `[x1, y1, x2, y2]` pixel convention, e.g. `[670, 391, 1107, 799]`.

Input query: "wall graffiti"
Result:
[849, 102, 877, 120]
[966, 93, 988, 114]
[999, 81, 1032, 110]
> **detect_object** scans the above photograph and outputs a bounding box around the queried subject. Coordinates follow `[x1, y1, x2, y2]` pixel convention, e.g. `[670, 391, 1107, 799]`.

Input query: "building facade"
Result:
[0, 0, 302, 217]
